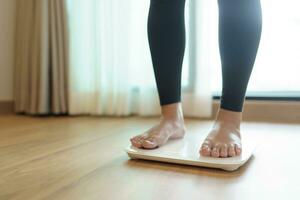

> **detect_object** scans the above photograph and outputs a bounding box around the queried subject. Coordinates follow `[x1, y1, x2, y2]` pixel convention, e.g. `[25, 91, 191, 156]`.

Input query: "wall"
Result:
[0, 0, 16, 101]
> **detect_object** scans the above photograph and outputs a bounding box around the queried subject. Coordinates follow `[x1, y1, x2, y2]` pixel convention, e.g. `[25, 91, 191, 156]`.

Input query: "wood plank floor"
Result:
[0, 115, 299, 200]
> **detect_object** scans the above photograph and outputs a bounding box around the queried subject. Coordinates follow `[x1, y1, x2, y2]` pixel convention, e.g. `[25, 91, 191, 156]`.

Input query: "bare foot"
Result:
[130, 103, 186, 149]
[199, 108, 242, 158]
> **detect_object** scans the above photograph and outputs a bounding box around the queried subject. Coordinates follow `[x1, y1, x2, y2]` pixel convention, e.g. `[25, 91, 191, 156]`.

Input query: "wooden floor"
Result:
[0, 115, 299, 200]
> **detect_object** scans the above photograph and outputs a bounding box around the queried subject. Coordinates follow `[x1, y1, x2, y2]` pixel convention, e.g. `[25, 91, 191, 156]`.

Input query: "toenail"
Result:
[144, 140, 155, 145]
[201, 147, 210, 153]
[202, 145, 209, 150]
[212, 148, 218, 155]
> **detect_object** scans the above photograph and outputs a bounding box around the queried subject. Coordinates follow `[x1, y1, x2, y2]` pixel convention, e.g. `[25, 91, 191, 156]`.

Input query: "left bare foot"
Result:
[199, 108, 242, 158]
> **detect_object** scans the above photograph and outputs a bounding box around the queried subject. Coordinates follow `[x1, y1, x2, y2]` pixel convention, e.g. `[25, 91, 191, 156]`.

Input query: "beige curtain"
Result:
[14, 0, 69, 115]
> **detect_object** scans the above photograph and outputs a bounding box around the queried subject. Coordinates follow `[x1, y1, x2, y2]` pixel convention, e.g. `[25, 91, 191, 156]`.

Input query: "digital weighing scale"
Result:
[126, 132, 258, 171]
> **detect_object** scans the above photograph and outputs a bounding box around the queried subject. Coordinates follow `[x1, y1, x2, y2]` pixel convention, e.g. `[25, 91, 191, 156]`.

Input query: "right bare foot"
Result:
[130, 103, 186, 149]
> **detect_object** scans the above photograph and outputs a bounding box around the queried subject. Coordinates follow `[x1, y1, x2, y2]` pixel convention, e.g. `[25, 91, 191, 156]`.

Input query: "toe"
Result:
[200, 140, 212, 156]
[220, 144, 228, 158]
[142, 137, 158, 149]
[130, 136, 141, 143]
[200, 145, 211, 157]
[130, 136, 143, 148]
[228, 144, 236, 157]
[130, 135, 143, 142]
[235, 143, 242, 156]
[211, 146, 220, 158]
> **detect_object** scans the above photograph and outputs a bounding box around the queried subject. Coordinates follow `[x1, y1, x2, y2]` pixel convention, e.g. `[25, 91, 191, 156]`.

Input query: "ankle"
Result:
[215, 108, 242, 129]
[161, 102, 184, 122]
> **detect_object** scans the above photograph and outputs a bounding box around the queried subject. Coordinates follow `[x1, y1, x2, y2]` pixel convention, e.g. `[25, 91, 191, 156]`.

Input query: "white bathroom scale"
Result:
[125, 132, 258, 171]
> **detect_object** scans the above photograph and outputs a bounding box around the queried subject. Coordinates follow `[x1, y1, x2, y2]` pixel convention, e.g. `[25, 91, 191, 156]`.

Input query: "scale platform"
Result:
[126, 132, 258, 171]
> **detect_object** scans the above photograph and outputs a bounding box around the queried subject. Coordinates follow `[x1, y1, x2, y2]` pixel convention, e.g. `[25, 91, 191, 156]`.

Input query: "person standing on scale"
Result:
[130, 0, 262, 158]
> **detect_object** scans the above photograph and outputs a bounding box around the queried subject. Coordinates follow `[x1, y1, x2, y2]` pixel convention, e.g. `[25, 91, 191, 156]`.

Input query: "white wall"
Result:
[0, 0, 16, 101]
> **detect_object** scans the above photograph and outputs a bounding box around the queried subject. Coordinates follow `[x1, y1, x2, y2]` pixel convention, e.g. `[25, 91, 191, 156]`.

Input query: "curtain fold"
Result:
[66, 0, 213, 118]
[14, 0, 69, 114]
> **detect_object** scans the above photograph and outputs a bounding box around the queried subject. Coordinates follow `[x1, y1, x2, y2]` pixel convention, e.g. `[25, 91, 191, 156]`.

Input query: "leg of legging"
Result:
[147, 0, 186, 105]
[218, 0, 262, 112]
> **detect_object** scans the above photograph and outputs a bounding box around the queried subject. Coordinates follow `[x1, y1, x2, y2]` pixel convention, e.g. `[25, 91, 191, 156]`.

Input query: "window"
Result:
[201, 0, 300, 98]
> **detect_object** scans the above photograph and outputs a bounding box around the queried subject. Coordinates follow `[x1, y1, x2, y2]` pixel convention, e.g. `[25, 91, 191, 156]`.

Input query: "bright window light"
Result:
[207, 0, 300, 94]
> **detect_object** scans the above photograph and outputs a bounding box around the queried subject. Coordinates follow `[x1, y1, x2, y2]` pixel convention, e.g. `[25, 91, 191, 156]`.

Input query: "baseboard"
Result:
[0, 101, 14, 115]
[213, 100, 300, 123]
[1, 100, 299, 123]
